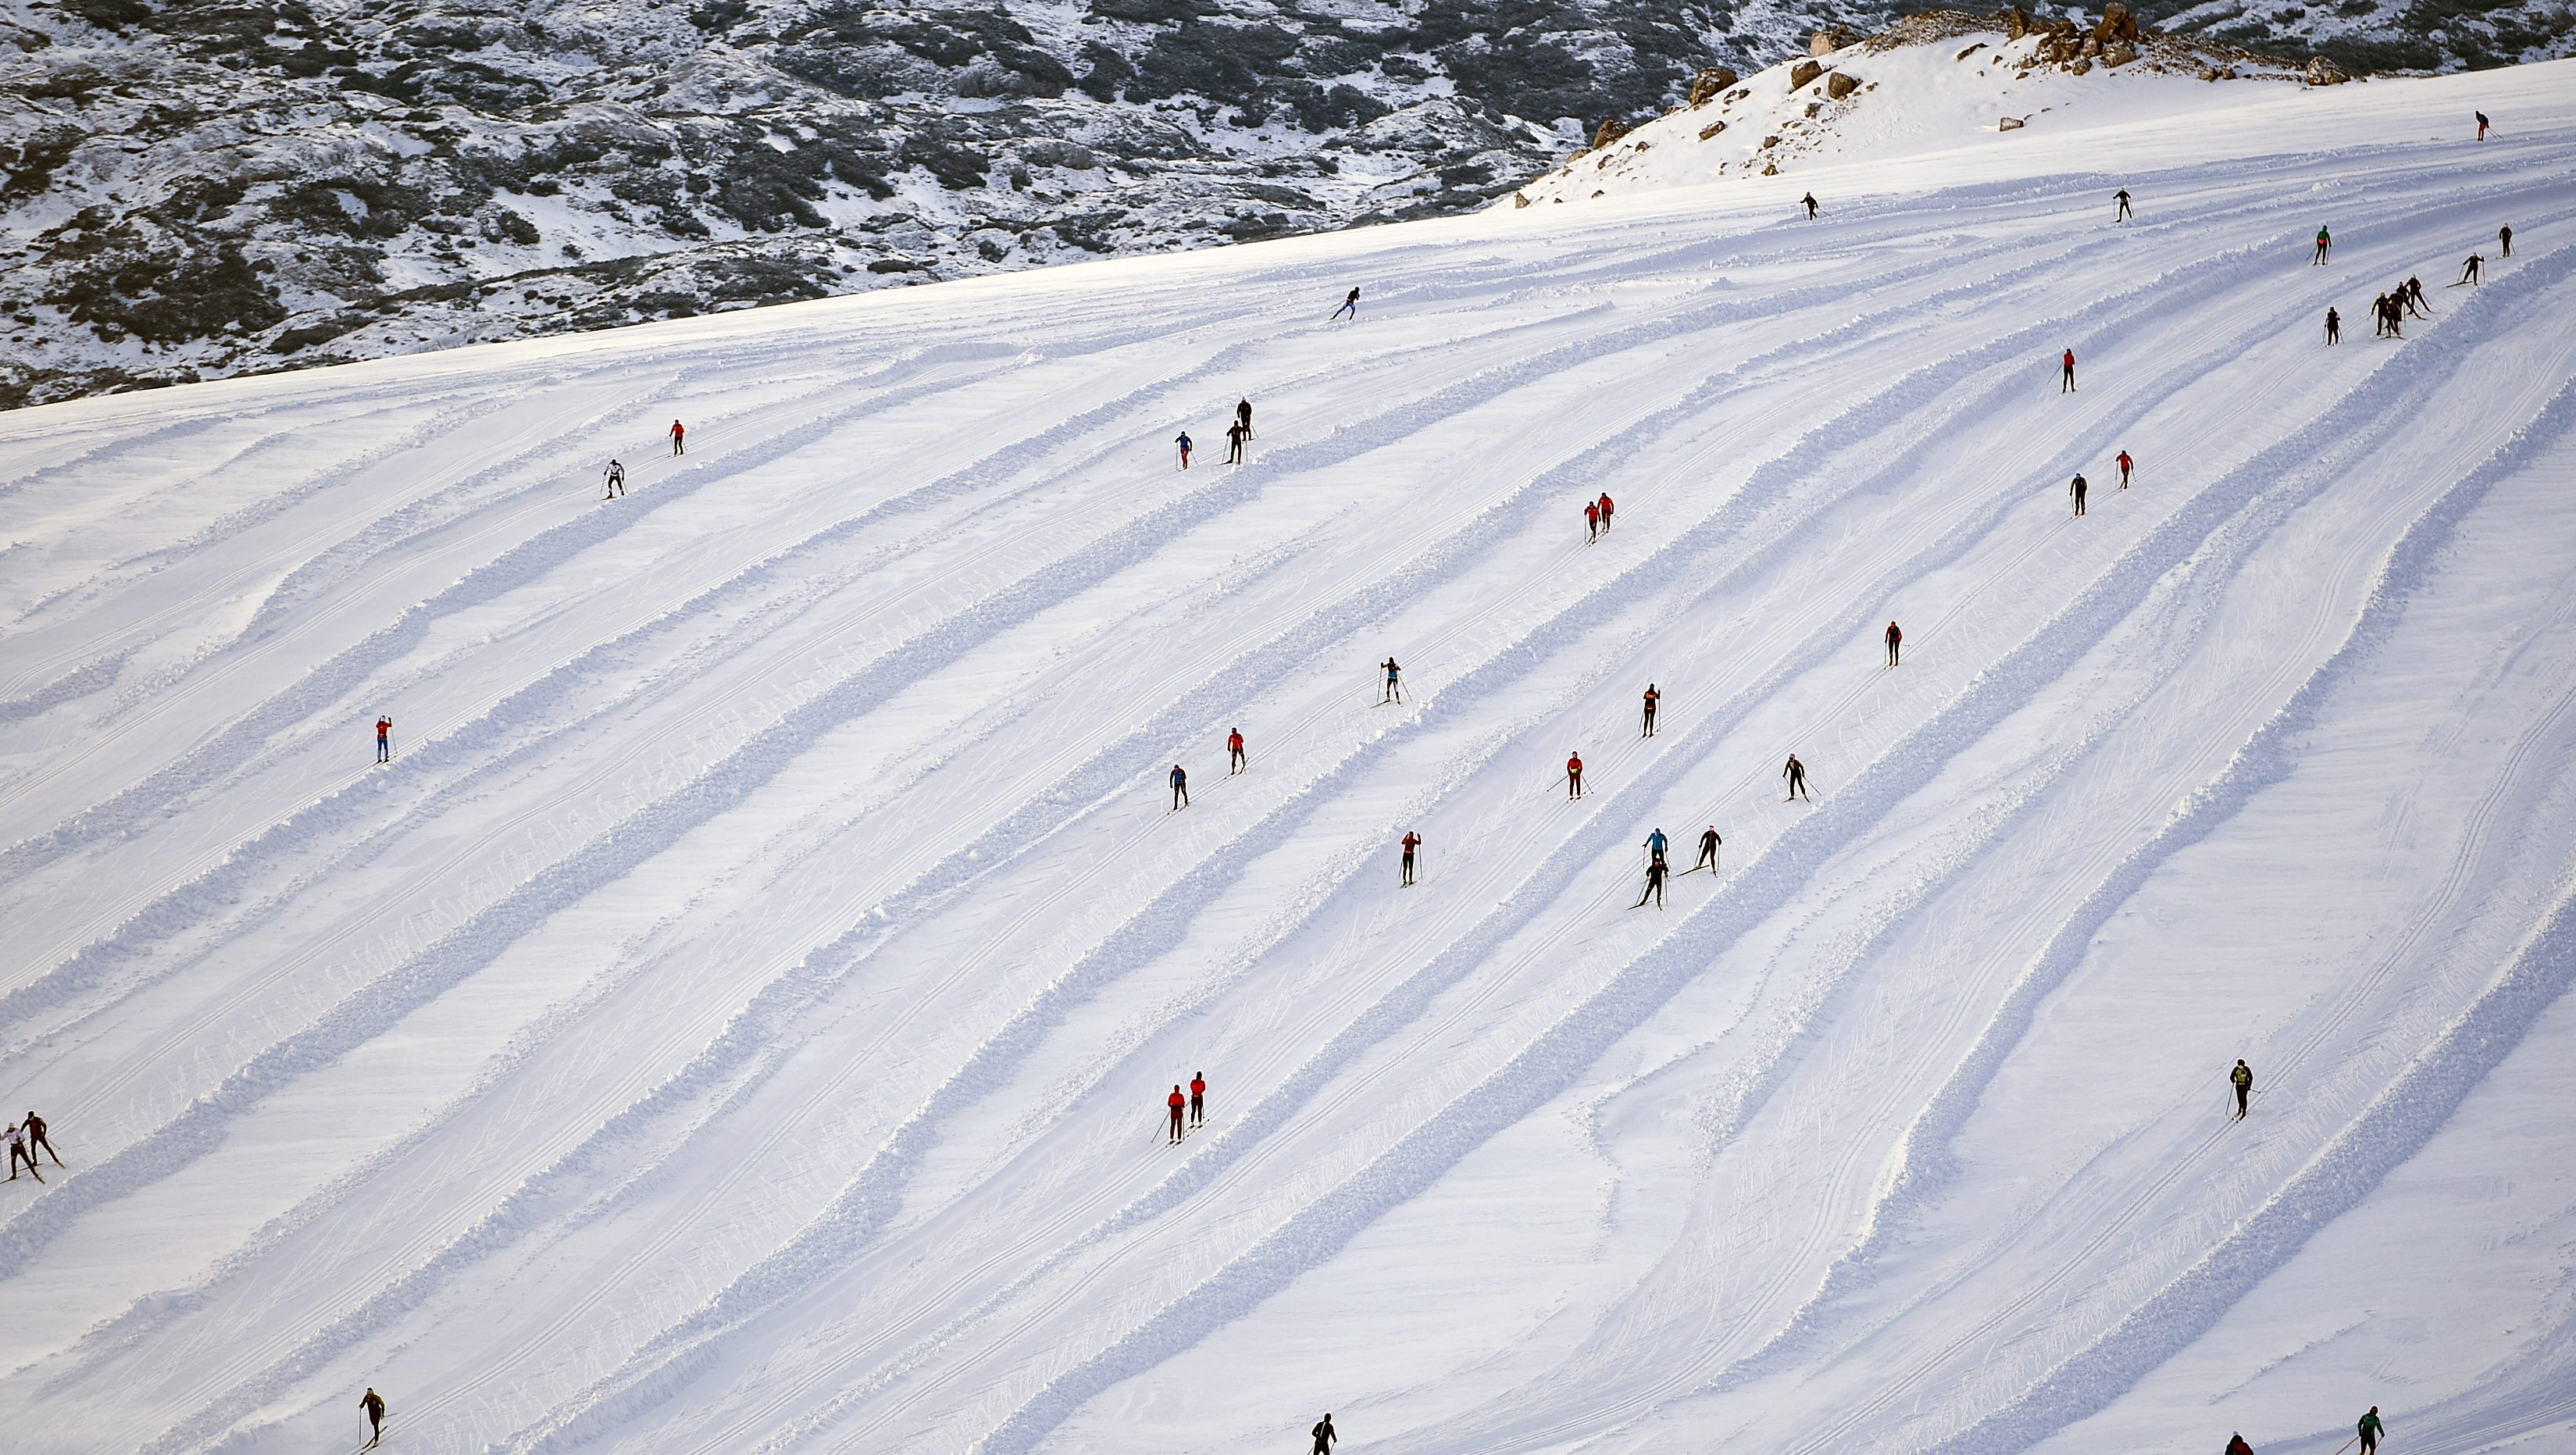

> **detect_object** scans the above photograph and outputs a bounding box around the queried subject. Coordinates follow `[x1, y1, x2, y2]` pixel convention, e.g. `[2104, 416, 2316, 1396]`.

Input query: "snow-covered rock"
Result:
[0, 0, 2564, 411]
[1515, 12, 2326, 205]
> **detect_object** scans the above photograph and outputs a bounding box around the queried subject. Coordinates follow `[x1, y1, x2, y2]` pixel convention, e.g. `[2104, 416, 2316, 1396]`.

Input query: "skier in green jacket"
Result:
[2230, 1060, 2253, 1119]
[2357, 1405, 2385, 1453]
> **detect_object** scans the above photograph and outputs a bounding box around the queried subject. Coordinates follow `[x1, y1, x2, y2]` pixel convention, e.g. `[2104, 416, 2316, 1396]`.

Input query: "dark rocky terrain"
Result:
[0, 0, 2565, 409]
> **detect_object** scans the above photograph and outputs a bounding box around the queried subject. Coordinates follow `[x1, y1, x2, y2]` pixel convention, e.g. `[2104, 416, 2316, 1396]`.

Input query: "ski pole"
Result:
[2330, 1438, 2357, 1455]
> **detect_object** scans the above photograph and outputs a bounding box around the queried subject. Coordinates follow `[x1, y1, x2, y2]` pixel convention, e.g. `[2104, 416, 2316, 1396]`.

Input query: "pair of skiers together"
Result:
[6, 1112, 62, 1182]
[1165, 1073, 1208, 1142]
[1582, 490, 1617, 540]
[2068, 451, 2134, 518]
[1171, 729, 1253, 807]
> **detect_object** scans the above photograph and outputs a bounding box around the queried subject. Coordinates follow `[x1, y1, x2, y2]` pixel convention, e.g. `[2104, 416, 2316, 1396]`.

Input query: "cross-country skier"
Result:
[2458, 251, 2483, 286]
[1169, 764, 1189, 810]
[1696, 826, 1721, 873]
[1783, 753, 1810, 801]
[1167, 1086, 1186, 1143]
[1380, 658, 1404, 704]
[2312, 225, 2331, 265]
[5, 1122, 40, 1184]
[1332, 287, 1360, 322]
[669, 419, 685, 455]
[2407, 276, 2428, 310]
[2060, 348, 2077, 393]
[1644, 826, 1668, 866]
[1641, 683, 1660, 737]
[2476, 109, 2489, 139]
[603, 458, 625, 498]
[1236, 398, 1254, 437]
[1565, 751, 1585, 799]
[1596, 491, 1615, 532]
[1885, 620, 1902, 666]
[1802, 191, 1819, 219]
[2114, 187, 2132, 221]
[361, 1388, 387, 1450]
[2400, 277, 2429, 317]
[2230, 1059, 2253, 1118]
[2116, 449, 2133, 487]
[2499, 223, 2513, 258]
[1190, 1072, 1207, 1125]
[1227, 728, 1247, 774]
[21, 1111, 60, 1168]
[376, 715, 393, 763]
[2372, 292, 2392, 337]
[2357, 1406, 2385, 1454]
[2070, 473, 2089, 517]
[1175, 430, 1193, 469]
[1313, 1412, 1338, 1454]
[1226, 418, 1250, 464]
[1400, 830, 1420, 885]
[2226, 1435, 2253, 1455]
[2324, 306, 2341, 345]
[1633, 855, 1667, 908]
[1585, 498, 1600, 541]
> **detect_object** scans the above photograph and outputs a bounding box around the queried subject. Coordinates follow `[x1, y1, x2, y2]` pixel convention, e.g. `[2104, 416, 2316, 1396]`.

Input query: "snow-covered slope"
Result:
[1518, 15, 2357, 207]
[2, 51, 2574, 1455]
[5, 0, 2570, 412]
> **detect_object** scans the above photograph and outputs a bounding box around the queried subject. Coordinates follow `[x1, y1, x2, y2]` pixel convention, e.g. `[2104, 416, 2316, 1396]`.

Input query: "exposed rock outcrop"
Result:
[1688, 66, 1741, 105]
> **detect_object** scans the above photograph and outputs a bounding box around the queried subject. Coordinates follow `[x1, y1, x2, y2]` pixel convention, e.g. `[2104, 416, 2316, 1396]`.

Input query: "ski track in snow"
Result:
[3, 56, 2575, 1455]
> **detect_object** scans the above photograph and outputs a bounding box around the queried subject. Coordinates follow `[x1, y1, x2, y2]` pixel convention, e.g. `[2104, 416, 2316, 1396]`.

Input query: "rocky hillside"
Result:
[0, 0, 2566, 410]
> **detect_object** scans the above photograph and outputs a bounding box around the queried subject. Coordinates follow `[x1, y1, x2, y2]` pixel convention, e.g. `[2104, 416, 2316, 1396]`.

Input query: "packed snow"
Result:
[2, 48, 2574, 1455]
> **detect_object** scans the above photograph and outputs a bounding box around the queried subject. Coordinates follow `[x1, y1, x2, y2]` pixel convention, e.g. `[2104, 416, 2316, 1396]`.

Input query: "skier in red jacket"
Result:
[1400, 830, 1421, 885]
[669, 419, 686, 455]
[1189, 1072, 1207, 1125]
[1167, 1086, 1186, 1143]
[376, 715, 393, 762]
[1565, 751, 1585, 799]
[1884, 620, 1901, 667]
[1584, 498, 1600, 542]
[2116, 449, 2133, 487]
[2060, 349, 2077, 393]
[1597, 491, 1615, 531]
[1227, 729, 1247, 774]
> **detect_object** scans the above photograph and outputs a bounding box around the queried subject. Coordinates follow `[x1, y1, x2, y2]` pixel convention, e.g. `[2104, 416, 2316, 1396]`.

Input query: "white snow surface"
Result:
[3, 53, 2575, 1455]
[1517, 26, 2322, 206]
